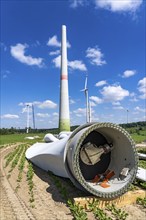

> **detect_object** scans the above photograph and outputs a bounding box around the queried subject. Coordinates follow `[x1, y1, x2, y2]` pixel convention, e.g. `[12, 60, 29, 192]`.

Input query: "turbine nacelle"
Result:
[26, 122, 138, 199]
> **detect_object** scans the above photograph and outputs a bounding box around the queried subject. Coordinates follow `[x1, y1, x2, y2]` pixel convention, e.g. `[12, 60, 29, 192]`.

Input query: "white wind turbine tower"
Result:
[25, 103, 35, 133]
[88, 100, 92, 123]
[26, 104, 30, 133]
[81, 75, 91, 123]
[32, 104, 35, 130]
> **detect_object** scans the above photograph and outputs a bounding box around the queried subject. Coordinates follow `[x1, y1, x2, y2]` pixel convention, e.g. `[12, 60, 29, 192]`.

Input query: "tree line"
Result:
[0, 122, 145, 135]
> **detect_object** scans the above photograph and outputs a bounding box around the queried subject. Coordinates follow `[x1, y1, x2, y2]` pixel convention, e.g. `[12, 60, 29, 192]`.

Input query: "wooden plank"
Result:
[74, 189, 146, 209]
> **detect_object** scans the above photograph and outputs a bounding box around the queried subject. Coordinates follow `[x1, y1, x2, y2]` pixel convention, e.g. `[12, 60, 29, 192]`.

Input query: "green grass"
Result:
[136, 197, 146, 208]
[137, 147, 146, 154]
[0, 133, 45, 145]
[138, 160, 146, 169]
[131, 133, 146, 143]
[0, 127, 145, 146]
[1, 133, 145, 147]
[124, 127, 146, 144]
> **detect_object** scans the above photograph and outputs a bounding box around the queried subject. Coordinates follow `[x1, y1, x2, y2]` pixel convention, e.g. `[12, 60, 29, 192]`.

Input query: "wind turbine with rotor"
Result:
[25, 103, 36, 133]
[81, 75, 91, 123]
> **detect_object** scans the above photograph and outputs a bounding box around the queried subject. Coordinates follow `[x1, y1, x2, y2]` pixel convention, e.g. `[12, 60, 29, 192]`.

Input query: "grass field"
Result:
[0, 128, 145, 146]
[0, 133, 45, 146]
[131, 132, 146, 143]
[1, 127, 146, 220]
[126, 127, 146, 143]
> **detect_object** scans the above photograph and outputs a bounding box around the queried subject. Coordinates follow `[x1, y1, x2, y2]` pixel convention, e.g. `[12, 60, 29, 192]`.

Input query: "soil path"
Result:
[1, 144, 146, 220]
[0, 145, 36, 220]
[0, 145, 72, 220]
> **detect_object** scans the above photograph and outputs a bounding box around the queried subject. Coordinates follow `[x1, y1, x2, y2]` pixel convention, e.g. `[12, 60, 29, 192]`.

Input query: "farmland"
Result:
[0, 123, 146, 220]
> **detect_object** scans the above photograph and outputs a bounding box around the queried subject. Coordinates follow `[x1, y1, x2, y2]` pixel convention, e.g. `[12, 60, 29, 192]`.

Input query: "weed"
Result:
[138, 160, 146, 169]
[88, 199, 112, 220]
[67, 199, 88, 220]
[133, 179, 146, 190]
[9, 145, 25, 173]
[137, 148, 146, 154]
[106, 204, 128, 220]
[128, 183, 138, 191]
[136, 197, 146, 208]
[48, 171, 88, 220]
[5, 147, 20, 167]
[17, 145, 27, 182]
[27, 162, 35, 205]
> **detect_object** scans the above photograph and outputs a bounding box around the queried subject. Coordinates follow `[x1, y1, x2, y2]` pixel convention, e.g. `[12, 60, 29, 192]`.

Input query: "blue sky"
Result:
[1, 0, 145, 129]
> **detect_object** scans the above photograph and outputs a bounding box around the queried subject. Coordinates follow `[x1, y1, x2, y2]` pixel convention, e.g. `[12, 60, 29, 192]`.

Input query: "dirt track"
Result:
[0, 144, 146, 220]
[0, 145, 72, 220]
[0, 145, 36, 220]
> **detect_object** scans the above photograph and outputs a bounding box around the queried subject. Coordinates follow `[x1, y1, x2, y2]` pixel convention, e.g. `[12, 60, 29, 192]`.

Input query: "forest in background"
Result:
[0, 121, 146, 135]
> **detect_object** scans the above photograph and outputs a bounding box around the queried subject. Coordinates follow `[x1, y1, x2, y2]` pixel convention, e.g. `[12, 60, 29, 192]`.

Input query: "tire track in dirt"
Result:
[0, 180, 16, 220]
[32, 172, 73, 220]
[1, 145, 72, 220]
[0, 145, 36, 220]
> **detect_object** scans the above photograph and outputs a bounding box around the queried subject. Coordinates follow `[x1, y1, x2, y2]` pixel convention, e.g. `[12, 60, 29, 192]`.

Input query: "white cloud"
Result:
[90, 96, 103, 104]
[101, 85, 129, 102]
[121, 70, 136, 78]
[130, 92, 136, 97]
[19, 100, 57, 110]
[18, 102, 24, 106]
[52, 55, 87, 71]
[95, 80, 107, 87]
[25, 102, 33, 106]
[69, 0, 143, 13]
[74, 108, 86, 116]
[47, 35, 71, 48]
[68, 60, 87, 71]
[47, 35, 61, 47]
[0, 42, 7, 51]
[36, 113, 50, 118]
[36, 100, 57, 109]
[1, 114, 19, 119]
[138, 77, 146, 99]
[69, 0, 85, 8]
[10, 43, 44, 67]
[89, 84, 130, 106]
[70, 99, 76, 104]
[91, 116, 100, 122]
[67, 41, 71, 48]
[130, 97, 138, 102]
[113, 106, 124, 110]
[90, 101, 97, 107]
[2, 70, 10, 79]
[95, 0, 143, 12]
[32, 101, 40, 105]
[134, 106, 145, 113]
[49, 50, 60, 56]
[86, 46, 106, 66]
[52, 112, 59, 116]
[52, 55, 61, 68]
[129, 92, 138, 102]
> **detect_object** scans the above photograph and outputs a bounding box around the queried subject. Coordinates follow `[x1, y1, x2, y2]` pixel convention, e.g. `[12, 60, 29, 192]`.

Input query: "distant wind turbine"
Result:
[24, 103, 36, 133]
[81, 75, 90, 123]
[88, 100, 92, 123]
[32, 104, 35, 130]
[26, 104, 30, 133]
